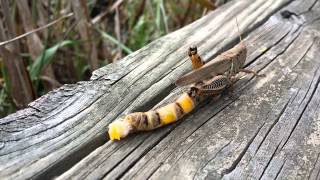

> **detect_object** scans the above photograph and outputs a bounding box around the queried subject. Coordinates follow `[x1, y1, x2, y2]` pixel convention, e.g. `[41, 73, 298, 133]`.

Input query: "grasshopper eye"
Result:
[193, 46, 198, 53]
[190, 46, 197, 51]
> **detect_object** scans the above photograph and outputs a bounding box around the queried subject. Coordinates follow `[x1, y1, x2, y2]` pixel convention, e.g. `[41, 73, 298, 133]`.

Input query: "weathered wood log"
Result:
[1, 0, 320, 179]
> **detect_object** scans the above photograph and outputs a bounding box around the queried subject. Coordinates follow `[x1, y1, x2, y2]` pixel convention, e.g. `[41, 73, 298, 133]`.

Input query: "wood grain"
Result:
[2, 0, 320, 179]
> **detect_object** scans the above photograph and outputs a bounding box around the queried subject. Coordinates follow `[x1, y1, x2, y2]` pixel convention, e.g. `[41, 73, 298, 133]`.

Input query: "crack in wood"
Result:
[279, 65, 320, 151]
[257, 142, 283, 179]
[193, 140, 232, 180]
[274, 157, 287, 179]
[308, 152, 320, 180]
[222, 123, 265, 176]
[254, 98, 291, 156]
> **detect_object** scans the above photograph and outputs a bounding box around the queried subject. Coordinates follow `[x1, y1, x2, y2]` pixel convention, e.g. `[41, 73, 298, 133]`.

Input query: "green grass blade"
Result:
[156, 0, 162, 33]
[29, 40, 76, 80]
[97, 28, 133, 54]
[159, 0, 169, 33]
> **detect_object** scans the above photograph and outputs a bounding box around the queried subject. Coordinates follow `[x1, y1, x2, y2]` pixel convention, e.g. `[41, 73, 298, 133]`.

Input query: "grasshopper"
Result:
[177, 19, 264, 88]
[177, 42, 265, 103]
[176, 43, 263, 87]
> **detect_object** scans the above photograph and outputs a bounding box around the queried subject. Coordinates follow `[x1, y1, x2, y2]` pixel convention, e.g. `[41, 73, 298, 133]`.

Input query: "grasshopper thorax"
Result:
[236, 42, 247, 69]
[229, 42, 247, 74]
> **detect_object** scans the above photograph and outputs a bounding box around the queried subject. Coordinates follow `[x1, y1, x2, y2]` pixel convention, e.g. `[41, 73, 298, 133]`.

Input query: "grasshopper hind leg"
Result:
[211, 94, 221, 101]
[223, 75, 238, 101]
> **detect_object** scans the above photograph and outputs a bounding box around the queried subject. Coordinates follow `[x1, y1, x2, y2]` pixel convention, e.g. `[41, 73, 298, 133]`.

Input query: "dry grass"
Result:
[0, 0, 227, 117]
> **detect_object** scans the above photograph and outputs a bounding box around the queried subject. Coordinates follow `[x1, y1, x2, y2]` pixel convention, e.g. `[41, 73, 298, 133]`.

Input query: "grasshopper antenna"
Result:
[236, 17, 242, 42]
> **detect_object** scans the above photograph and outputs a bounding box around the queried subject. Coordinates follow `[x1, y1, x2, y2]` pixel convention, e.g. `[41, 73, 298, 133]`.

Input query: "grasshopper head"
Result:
[188, 46, 197, 57]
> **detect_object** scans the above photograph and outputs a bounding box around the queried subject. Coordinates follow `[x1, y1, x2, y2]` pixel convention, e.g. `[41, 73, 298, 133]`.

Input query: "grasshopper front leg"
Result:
[227, 55, 265, 78]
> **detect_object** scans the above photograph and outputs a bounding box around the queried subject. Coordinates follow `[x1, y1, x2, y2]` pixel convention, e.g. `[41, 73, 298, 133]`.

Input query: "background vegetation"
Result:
[0, 0, 226, 118]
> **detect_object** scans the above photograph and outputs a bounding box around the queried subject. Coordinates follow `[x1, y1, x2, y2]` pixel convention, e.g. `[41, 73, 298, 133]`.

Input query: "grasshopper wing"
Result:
[176, 56, 230, 86]
[176, 43, 247, 86]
